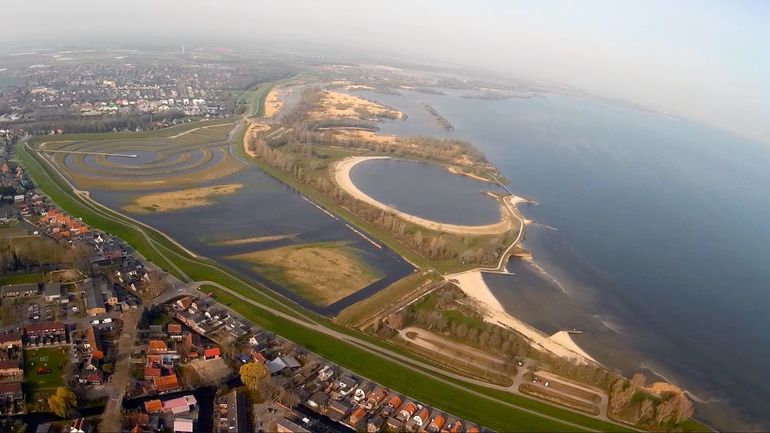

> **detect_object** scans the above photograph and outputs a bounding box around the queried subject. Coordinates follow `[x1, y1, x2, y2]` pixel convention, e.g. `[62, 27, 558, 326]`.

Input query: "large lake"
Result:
[356, 89, 770, 429]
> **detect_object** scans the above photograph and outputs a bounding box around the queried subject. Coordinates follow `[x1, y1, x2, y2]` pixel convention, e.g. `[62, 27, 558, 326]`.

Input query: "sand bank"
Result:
[264, 88, 285, 118]
[311, 91, 405, 120]
[446, 270, 598, 364]
[122, 184, 243, 214]
[332, 156, 514, 236]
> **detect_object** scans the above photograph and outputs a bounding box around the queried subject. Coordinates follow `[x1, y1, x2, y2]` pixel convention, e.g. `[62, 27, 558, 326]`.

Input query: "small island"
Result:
[420, 102, 454, 130]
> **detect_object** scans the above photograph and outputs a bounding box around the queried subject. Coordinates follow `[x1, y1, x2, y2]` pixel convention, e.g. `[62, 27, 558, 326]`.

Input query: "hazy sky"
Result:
[4, 0, 769, 143]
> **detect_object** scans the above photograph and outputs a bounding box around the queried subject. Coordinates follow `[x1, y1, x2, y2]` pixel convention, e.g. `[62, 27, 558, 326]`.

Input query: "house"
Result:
[148, 340, 168, 354]
[466, 427, 480, 433]
[447, 420, 464, 433]
[162, 395, 197, 414]
[338, 375, 357, 396]
[79, 370, 104, 385]
[24, 321, 66, 345]
[386, 417, 403, 432]
[153, 374, 180, 392]
[103, 284, 118, 306]
[42, 282, 62, 302]
[366, 387, 388, 410]
[266, 355, 300, 375]
[83, 279, 106, 316]
[409, 408, 430, 431]
[397, 402, 417, 421]
[275, 418, 311, 433]
[349, 405, 367, 425]
[203, 347, 220, 360]
[367, 415, 385, 433]
[0, 382, 23, 400]
[167, 323, 182, 338]
[226, 389, 247, 433]
[85, 326, 104, 360]
[426, 414, 446, 433]
[306, 391, 330, 411]
[1, 283, 39, 298]
[382, 395, 402, 417]
[144, 399, 163, 413]
[0, 360, 22, 377]
[317, 365, 334, 381]
[0, 332, 22, 349]
[173, 418, 194, 433]
[328, 400, 352, 422]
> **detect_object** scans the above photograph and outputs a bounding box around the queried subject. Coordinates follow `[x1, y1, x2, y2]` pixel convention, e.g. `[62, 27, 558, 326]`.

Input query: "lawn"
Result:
[23, 347, 68, 391]
[0, 272, 45, 286]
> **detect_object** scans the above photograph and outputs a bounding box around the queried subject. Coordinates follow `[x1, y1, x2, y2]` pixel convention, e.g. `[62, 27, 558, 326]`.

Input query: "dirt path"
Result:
[397, 326, 507, 366]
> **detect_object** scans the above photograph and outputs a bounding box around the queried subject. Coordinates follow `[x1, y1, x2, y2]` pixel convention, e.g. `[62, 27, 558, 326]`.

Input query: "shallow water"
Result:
[357, 88, 770, 429]
[349, 158, 504, 226]
[90, 167, 414, 315]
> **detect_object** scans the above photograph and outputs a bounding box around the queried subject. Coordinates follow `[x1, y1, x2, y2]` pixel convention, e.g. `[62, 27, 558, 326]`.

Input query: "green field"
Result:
[0, 272, 45, 286]
[23, 347, 67, 391]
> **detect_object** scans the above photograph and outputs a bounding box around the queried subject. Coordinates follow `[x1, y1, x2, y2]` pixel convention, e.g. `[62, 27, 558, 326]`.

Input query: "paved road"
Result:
[100, 309, 139, 433]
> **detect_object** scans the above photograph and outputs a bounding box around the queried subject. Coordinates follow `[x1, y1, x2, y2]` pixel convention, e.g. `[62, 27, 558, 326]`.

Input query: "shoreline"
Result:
[332, 156, 514, 236]
[446, 269, 599, 364]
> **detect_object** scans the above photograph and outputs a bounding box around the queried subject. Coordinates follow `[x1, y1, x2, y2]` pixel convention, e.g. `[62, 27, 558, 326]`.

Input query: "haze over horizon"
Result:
[3, 0, 768, 144]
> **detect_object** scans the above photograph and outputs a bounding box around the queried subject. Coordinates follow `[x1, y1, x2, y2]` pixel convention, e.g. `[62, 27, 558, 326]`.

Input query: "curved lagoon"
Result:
[349, 158, 504, 226]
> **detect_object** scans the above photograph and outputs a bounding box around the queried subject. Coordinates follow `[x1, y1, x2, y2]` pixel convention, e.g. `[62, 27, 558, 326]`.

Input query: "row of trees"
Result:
[0, 238, 91, 274]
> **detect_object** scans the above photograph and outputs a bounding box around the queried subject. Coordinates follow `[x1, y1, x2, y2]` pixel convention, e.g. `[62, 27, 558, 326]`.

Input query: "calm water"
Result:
[349, 158, 504, 225]
[357, 89, 770, 429]
[91, 167, 414, 316]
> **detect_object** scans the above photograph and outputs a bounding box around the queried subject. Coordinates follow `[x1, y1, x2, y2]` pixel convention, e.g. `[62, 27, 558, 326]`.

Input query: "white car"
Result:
[102, 318, 113, 323]
[91, 319, 100, 325]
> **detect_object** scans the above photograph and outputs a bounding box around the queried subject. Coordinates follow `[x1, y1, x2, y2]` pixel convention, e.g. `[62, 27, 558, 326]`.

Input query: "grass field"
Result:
[23, 347, 67, 391]
[0, 272, 45, 286]
[227, 242, 382, 306]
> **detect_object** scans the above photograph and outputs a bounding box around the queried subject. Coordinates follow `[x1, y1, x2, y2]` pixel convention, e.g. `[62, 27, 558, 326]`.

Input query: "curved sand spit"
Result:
[333, 156, 514, 236]
[447, 270, 598, 364]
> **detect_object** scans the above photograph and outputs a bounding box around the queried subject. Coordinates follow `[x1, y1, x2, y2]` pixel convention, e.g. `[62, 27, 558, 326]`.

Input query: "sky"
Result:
[3, 0, 769, 143]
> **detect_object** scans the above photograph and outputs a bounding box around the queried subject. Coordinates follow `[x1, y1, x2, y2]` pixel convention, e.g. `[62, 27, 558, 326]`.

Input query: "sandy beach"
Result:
[264, 88, 285, 118]
[446, 269, 598, 364]
[332, 156, 514, 236]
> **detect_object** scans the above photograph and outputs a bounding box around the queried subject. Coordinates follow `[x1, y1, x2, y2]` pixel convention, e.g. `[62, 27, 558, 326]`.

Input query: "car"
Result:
[72, 306, 79, 313]
[544, 381, 550, 387]
[91, 319, 100, 325]
[102, 318, 112, 323]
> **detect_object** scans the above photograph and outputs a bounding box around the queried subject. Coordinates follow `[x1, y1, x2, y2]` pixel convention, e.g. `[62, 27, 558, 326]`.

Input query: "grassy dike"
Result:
[17, 127, 636, 432]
